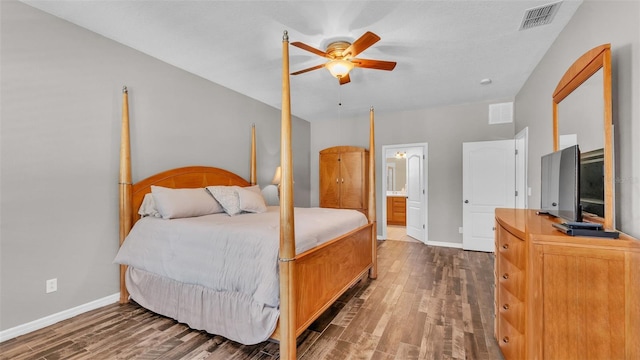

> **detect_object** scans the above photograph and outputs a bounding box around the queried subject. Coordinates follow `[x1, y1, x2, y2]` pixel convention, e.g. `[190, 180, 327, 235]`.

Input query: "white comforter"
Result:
[113, 206, 367, 343]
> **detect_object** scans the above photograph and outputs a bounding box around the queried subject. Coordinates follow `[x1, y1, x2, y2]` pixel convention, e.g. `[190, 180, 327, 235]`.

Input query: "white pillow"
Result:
[238, 185, 267, 213]
[151, 186, 224, 219]
[244, 185, 263, 197]
[206, 186, 243, 216]
[138, 193, 161, 218]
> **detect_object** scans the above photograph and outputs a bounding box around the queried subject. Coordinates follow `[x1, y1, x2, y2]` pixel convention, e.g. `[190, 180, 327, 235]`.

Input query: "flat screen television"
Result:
[540, 144, 582, 222]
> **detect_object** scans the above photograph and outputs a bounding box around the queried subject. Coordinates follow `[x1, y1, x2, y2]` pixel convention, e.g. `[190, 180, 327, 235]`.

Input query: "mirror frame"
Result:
[552, 43, 613, 229]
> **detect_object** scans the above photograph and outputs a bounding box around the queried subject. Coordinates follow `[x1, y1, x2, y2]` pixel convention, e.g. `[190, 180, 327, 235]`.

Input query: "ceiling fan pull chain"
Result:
[338, 85, 343, 124]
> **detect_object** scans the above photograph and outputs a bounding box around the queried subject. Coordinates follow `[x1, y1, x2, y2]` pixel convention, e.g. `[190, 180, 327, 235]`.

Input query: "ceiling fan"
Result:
[290, 31, 397, 85]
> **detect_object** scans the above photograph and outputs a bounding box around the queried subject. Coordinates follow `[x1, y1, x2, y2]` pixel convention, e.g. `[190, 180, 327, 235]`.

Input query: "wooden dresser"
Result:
[319, 146, 369, 213]
[386, 196, 406, 225]
[494, 208, 640, 360]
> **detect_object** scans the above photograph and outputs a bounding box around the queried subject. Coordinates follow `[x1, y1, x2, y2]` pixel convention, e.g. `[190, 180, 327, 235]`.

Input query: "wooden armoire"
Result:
[319, 146, 369, 213]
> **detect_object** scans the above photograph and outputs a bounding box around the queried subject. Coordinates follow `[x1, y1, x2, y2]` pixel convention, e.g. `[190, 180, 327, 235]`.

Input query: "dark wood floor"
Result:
[0, 240, 504, 360]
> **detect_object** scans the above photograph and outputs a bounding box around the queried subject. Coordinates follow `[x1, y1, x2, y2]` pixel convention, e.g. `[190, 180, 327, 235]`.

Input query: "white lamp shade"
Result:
[272, 166, 282, 185]
[326, 59, 354, 78]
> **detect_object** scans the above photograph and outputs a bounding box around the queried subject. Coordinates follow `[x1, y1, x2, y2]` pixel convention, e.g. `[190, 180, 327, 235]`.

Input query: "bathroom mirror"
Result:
[386, 156, 406, 193]
[552, 44, 614, 229]
[386, 151, 407, 194]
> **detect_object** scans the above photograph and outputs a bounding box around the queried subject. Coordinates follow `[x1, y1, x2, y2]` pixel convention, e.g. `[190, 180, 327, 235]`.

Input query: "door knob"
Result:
[464, 200, 469, 204]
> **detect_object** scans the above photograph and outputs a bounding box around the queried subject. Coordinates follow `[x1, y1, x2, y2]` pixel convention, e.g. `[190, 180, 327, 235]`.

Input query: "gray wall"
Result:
[0, 1, 310, 331]
[515, 0, 639, 238]
[310, 102, 515, 244]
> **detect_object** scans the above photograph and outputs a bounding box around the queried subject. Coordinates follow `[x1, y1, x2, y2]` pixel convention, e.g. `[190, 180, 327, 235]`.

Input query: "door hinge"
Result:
[515, 190, 518, 196]
[423, 224, 425, 229]
[515, 149, 519, 155]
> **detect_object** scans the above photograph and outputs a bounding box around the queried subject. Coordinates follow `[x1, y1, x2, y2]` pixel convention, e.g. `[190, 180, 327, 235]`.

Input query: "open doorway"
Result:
[381, 143, 428, 243]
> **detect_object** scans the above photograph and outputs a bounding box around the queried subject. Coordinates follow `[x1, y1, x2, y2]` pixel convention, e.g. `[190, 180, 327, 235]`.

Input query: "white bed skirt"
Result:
[126, 267, 279, 345]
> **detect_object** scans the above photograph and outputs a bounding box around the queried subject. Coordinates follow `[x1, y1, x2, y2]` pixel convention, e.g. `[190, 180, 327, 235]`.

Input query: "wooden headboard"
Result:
[119, 88, 257, 303]
[130, 166, 251, 225]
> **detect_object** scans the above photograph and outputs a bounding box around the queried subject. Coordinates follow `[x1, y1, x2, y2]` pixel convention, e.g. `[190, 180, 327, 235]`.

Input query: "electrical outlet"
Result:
[46, 278, 57, 293]
[458, 227, 463, 234]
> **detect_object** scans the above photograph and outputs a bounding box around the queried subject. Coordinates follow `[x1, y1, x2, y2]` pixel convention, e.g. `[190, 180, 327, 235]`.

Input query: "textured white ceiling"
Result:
[22, 0, 583, 122]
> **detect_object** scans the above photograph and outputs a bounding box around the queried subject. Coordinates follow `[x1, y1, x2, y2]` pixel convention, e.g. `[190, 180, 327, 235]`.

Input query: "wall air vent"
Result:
[489, 102, 513, 125]
[519, 1, 562, 30]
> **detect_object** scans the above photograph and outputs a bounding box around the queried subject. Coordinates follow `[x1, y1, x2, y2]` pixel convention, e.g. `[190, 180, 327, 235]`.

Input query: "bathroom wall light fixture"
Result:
[395, 151, 406, 159]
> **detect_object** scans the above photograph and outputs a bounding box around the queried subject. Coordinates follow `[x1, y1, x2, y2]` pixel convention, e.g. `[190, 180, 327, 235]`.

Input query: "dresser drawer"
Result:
[391, 196, 406, 207]
[497, 226, 524, 267]
[497, 256, 525, 300]
[497, 284, 524, 332]
[387, 197, 406, 225]
[496, 314, 524, 360]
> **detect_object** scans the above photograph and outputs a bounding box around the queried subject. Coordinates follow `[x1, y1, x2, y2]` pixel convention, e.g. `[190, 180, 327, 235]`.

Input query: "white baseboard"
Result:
[0, 293, 120, 343]
[377, 235, 463, 249]
[426, 240, 463, 249]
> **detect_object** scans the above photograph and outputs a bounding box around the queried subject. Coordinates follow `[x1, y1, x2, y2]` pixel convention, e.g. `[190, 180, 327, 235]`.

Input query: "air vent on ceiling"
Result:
[519, 1, 562, 30]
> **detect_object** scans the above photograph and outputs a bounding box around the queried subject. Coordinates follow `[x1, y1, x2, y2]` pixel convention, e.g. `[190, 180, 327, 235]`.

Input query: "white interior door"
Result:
[463, 140, 515, 252]
[406, 147, 424, 241]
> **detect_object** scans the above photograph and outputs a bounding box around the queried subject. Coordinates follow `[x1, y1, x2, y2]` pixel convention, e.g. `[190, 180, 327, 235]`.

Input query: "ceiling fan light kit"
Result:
[290, 31, 396, 85]
[326, 59, 354, 78]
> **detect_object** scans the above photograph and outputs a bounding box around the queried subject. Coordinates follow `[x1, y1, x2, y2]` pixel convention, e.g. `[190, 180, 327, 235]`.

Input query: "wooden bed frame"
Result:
[118, 31, 377, 359]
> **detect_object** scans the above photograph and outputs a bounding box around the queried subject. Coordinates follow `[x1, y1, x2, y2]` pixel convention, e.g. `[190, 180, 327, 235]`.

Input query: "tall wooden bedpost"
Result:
[119, 86, 133, 304]
[250, 124, 257, 185]
[368, 107, 378, 279]
[279, 30, 297, 360]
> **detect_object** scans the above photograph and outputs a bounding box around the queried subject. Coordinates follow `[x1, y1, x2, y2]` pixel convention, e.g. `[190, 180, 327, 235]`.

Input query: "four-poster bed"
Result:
[117, 31, 377, 359]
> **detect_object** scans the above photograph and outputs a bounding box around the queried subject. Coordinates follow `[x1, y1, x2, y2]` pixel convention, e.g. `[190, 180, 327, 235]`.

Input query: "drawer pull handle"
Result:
[503, 304, 510, 310]
[502, 244, 509, 250]
[502, 336, 510, 344]
[502, 273, 509, 280]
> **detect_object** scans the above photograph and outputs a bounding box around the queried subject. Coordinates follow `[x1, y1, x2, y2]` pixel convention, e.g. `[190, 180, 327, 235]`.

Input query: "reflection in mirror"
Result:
[558, 69, 604, 152]
[385, 156, 406, 193]
[386, 164, 395, 191]
[580, 148, 605, 218]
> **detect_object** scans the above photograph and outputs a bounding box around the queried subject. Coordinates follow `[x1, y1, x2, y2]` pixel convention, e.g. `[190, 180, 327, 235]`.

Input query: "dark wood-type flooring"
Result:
[1, 240, 504, 359]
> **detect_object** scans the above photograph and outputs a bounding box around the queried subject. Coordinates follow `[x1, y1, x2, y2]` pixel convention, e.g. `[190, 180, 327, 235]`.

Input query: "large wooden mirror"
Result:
[552, 44, 614, 229]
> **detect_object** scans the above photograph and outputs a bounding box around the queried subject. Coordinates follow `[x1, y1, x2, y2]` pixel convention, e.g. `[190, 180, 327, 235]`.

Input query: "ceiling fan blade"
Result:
[339, 73, 351, 85]
[351, 58, 397, 71]
[291, 63, 326, 75]
[291, 41, 330, 58]
[343, 31, 380, 58]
